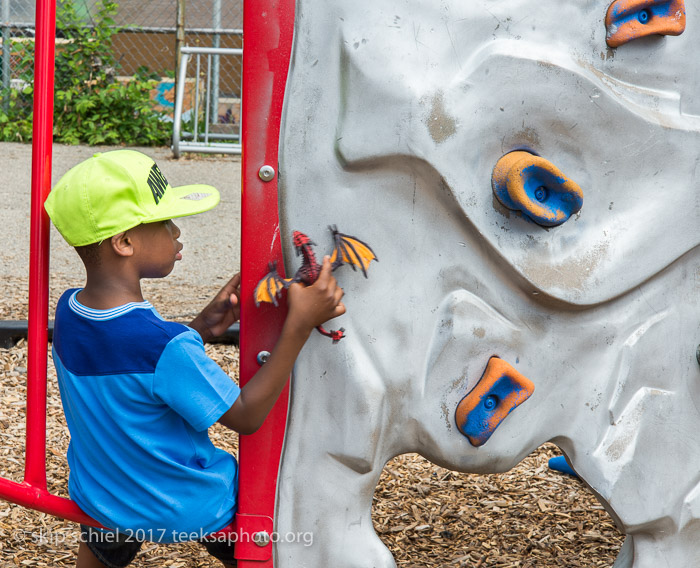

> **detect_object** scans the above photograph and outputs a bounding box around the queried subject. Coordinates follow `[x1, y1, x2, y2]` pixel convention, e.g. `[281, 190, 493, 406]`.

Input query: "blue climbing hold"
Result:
[548, 455, 578, 478]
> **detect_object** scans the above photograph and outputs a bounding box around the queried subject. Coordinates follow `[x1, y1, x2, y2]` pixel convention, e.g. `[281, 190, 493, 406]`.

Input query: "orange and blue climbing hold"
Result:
[492, 151, 583, 227]
[605, 0, 686, 48]
[455, 357, 535, 447]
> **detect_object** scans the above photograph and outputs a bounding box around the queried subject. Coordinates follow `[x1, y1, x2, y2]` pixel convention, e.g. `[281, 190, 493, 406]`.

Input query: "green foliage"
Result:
[0, 0, 171, 146]
[0, 86, 34, 142]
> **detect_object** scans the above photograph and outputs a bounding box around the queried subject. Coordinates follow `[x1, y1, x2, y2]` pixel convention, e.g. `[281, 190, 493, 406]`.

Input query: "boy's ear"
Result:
[110, 232, 134, 257]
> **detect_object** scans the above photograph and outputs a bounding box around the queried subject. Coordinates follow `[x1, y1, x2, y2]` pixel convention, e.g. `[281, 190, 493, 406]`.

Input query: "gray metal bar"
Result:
[175, 0, 185, 89]
[176, 141, 241, 154]
[239, 61, 243, 155]
[1, 21, 31, 28]
[181, 132, 240, 141]
[171, 50, 190, 159]
[204, 53, 211, 143]
[171, 46, 243, 157]
[180, 46, 242, 56]
[5, 22, 243, 35]
[0, 320, 239, 349]
[1, 0, 10, 96]
[118, 26, 243, 35]
[211, 0, 221, 126]
[194, 53, 200, 140]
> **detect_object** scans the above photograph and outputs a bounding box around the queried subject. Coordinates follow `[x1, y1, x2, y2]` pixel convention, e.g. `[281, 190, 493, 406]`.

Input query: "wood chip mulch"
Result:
[0, 275, 623, 566]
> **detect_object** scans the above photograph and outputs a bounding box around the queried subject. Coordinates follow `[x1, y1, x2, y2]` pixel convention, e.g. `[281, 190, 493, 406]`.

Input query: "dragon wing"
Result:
[254, 262, 293, 307]
[329, 226, 378, 277]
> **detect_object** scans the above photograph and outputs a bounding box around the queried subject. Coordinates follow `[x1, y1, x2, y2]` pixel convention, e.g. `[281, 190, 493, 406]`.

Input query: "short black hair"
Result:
[74, 242, 102, 267]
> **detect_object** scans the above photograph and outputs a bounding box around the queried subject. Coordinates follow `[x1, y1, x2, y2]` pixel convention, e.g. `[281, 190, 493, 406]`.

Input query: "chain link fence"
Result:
[0, 0, 242, 144]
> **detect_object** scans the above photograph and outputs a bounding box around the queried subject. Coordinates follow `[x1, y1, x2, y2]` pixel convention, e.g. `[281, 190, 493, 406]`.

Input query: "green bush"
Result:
[0, 0, 171, 146]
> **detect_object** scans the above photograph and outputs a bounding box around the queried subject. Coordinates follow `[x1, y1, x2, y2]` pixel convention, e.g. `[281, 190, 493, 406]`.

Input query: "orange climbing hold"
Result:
[492, 151, 583, 227]
[605, 0, 686, 48]
[455, 357, 535, 447]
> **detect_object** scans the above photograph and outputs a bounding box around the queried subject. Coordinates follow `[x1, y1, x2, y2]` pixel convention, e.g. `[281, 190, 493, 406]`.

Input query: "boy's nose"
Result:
[171, 221, 181, 239]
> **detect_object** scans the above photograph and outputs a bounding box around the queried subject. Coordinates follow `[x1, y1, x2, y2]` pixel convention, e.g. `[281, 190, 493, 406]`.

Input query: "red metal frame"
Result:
[0, 0, 96, 526]
[235, 0, 296, 565]
[0, 0, 297, 563]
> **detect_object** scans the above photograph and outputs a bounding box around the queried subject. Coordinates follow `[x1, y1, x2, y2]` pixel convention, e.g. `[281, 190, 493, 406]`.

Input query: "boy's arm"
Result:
[218, 257, 345, 435]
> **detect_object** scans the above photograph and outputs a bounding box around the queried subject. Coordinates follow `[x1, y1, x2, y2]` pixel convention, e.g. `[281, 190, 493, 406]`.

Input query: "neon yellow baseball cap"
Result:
[44, 150, 221, 246]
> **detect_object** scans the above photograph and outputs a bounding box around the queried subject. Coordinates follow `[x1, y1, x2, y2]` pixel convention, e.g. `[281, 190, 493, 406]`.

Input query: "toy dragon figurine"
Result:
[254, 225, 377, 342]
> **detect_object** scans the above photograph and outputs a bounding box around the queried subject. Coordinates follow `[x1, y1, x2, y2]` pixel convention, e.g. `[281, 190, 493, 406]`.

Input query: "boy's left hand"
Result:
[189, 273, 241, 342]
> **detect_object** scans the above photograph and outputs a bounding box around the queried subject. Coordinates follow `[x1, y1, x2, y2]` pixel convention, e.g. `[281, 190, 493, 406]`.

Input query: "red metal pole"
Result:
[237, 0, 295, 565]
[0, 478, 101, 525]
[25, 0, 56, 489]
[0, 0, 104, 527]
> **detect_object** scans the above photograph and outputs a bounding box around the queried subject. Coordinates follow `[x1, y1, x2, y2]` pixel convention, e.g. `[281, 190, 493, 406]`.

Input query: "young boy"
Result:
[44, 150, 345, 568]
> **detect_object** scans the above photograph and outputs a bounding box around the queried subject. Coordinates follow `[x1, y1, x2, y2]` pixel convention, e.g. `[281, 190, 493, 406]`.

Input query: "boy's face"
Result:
[127, 219, 183, 278]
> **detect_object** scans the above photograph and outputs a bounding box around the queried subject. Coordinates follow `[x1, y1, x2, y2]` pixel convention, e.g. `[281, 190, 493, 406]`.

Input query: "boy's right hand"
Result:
[220, 257, 345, 435]
[286, 256, 345, 335]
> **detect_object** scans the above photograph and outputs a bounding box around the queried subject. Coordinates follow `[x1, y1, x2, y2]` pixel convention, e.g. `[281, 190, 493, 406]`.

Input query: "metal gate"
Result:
[172, 46, 243, 157]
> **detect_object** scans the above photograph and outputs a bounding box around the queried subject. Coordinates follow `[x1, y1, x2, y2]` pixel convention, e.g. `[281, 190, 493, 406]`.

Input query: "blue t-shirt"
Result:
[52, 289, 241, 542]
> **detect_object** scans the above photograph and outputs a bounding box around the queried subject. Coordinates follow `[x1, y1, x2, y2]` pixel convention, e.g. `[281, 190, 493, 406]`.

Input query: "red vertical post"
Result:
[25, 0, 56, 489]
[237, 0, 295, 565]
[0, 0, 104, 525]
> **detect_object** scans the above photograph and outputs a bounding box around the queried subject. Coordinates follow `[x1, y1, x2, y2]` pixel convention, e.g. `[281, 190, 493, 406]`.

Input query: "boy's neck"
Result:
[77, 273, 145, 310]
